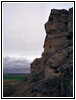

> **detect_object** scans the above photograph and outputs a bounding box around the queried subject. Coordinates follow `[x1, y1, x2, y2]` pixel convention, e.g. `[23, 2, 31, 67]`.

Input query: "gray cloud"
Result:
[3, 2, 73, 60]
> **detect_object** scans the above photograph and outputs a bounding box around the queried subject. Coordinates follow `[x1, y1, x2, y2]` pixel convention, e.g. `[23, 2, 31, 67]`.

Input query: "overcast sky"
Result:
[3, 2, 73, 61]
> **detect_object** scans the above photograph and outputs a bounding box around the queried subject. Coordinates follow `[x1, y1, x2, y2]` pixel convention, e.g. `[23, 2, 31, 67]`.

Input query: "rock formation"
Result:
[29, 8, 73, 97]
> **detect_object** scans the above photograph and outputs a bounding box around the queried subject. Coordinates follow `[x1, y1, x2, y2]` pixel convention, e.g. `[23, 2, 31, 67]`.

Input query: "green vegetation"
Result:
[3, 84, 17, 97]
[22, 75, 30, 82]
[3, 74, 30, 97]
[3, 75, 25, 80]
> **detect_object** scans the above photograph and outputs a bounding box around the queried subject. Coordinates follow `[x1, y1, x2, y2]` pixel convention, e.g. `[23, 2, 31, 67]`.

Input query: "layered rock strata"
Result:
[30, 8, 73, 97]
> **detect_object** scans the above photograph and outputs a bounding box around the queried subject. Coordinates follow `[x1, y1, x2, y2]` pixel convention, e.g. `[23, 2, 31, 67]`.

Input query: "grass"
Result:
[3, 74, 30, 97]
[3, 75, 25, 80]
[3, 84, 17, 97]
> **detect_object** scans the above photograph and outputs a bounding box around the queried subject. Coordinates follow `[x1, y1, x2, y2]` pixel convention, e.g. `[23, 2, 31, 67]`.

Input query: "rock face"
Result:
[30, 8, 73, 97]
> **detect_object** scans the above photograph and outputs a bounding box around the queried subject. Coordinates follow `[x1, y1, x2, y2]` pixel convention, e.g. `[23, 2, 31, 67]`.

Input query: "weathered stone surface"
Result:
[49, 14, 67, 23]
[45, 49, 68, 67]
[45, 31, 69, 39]
[51, 9, 68, 15]
[45, 9, 69, 34]
[51, 9, 60, 15]
[30, 7, 73, 97]
[31, 58, 43, 76]
[24, 77, 62, 97]
[68, 8, 73, 33]
[45, 21, 67, 34]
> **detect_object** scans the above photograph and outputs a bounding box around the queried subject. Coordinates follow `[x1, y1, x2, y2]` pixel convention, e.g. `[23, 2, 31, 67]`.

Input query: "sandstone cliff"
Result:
[30, 8, 73, 97]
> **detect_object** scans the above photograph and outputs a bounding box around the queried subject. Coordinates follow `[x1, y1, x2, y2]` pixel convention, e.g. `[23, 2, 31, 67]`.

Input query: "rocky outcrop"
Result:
[30, 8, 73, 97]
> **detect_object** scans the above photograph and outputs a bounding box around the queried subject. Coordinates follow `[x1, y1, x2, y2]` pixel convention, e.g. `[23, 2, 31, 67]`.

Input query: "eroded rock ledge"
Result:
[30, 8, 73, 97]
